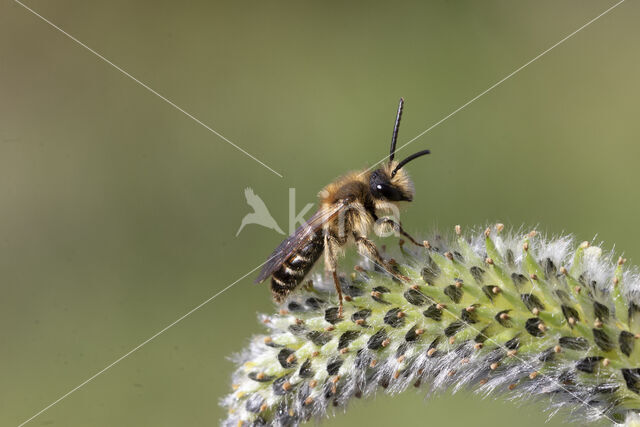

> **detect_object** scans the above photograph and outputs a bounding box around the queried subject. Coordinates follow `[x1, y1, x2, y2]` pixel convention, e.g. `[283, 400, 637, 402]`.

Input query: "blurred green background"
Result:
[1, 0, 638, 425]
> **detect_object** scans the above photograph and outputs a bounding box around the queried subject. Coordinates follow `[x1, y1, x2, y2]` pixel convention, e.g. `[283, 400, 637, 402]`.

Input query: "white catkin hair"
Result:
[221, 225, 640, 426]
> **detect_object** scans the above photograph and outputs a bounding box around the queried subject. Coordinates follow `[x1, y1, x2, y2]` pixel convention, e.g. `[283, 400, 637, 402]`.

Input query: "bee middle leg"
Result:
[354, 234, 411, 282]
[377, 218, 423, 248]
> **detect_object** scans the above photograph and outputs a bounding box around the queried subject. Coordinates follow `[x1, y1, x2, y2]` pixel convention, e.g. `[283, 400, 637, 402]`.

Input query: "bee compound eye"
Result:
[376, 184, 383, 190]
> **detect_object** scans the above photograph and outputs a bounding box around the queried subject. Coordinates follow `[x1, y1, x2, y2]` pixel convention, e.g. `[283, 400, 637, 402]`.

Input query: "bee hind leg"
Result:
[325, 234, 345, 317]
[331, 271, 344, 318]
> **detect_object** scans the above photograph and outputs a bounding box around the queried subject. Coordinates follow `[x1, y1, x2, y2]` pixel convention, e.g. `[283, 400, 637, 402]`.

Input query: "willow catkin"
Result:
[221, 225, 640, 426]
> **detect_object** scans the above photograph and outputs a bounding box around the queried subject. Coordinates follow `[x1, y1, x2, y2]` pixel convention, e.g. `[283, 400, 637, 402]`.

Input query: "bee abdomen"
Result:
[271, 233, 324, 302]
[287, 254, 311, 269]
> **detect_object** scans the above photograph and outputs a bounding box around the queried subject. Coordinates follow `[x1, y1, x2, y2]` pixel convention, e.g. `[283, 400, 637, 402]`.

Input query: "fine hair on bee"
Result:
[255, 98, 431, 316]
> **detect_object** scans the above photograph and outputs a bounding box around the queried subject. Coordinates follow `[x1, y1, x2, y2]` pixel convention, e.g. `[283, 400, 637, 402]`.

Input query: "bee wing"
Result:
[255, 200, 348, 283]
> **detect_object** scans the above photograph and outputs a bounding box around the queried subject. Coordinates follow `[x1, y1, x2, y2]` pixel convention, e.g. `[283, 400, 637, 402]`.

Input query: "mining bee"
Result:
[256, 99, 430, 316]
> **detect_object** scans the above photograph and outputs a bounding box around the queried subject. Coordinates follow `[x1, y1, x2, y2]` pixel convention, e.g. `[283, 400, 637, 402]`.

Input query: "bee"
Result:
[256, 99, 430, 316]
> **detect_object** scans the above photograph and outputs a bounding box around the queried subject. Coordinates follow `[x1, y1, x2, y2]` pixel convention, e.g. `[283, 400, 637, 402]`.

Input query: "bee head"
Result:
[370, 98, 430, 203]
[369, 166, 414, 202]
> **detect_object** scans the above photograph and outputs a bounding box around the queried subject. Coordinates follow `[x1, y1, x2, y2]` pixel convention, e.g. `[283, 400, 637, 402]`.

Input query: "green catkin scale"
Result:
[222, 225, 640, 426]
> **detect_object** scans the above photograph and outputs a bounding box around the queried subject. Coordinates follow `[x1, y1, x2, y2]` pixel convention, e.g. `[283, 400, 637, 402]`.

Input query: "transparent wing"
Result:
[255, 201, 347, 283]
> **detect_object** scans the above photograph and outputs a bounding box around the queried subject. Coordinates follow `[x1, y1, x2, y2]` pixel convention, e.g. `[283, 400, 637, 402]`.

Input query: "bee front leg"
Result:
[377, 218, 424, 248]
[325, 234, 344, 317]
[354, 234, 411, 282]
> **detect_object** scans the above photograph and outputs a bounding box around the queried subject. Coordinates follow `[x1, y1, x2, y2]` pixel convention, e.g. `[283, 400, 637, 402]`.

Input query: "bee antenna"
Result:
[389, 98, 404, 163]
[391, 149, 430, 177]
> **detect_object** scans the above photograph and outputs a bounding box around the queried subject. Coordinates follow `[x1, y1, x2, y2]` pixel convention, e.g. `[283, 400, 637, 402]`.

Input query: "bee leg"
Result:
[378, 218, 423, 248]
[332, 271, 344, 318]
[325, 234, 344, 317]
[354, 234, 411, 282]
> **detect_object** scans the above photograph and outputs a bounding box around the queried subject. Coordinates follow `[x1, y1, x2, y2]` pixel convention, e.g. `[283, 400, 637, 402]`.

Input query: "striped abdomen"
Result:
[270, 231, 324, 301]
